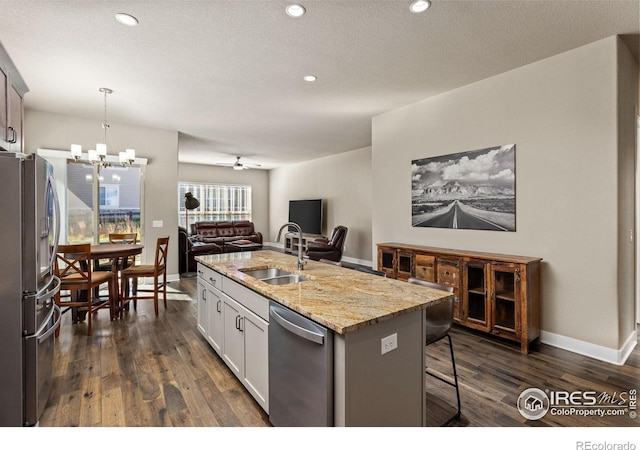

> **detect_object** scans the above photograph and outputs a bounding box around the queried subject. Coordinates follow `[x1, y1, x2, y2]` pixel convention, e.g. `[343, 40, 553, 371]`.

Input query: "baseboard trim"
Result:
[540, 329, 638, 366]
[341, 256, 373, 267]
[167, 273, 181, 283]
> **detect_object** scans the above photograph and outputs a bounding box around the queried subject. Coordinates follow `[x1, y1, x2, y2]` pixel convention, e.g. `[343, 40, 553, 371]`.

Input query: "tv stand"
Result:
[284, 232, 325, 255]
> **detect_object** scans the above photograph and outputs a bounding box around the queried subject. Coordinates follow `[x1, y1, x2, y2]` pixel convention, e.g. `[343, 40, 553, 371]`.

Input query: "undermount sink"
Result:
[241, 267, 292, 279]
[261, 274, 308, 286]
[240, 267, 307, 285]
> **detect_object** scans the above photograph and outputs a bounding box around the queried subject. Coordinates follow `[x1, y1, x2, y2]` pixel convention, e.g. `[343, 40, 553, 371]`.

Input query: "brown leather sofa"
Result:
[179, 226, 223, 273]
[189, 220, 263, 254]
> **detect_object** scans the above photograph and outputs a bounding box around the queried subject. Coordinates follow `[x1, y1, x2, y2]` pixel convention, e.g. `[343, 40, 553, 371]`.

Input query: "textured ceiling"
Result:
[0, 1, 638, 169]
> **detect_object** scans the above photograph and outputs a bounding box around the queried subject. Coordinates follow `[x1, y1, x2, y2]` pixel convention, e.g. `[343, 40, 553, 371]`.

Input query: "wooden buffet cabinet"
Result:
[377, 243, 542, 354]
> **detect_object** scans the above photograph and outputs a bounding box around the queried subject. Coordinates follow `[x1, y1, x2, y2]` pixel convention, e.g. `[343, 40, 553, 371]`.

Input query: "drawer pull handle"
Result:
[235, 315, 244, 332]
[8, 127, 17, 144]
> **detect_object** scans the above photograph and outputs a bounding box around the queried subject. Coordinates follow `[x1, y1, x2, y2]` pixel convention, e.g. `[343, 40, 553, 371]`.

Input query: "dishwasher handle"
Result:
[270, 306, 325, 345]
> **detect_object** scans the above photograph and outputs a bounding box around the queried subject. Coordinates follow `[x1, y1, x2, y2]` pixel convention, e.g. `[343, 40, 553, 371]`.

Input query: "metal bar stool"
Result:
[408, 277, 461, 426]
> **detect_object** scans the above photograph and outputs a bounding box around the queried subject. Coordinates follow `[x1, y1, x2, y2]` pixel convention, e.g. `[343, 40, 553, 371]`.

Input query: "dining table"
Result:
[91, 243, 144, 270]
[90, 243, 144, 318]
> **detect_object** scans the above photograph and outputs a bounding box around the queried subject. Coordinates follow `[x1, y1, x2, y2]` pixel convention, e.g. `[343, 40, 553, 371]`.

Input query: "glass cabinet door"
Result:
[490, 263, 521, 337]
[463, 260, 490, 331]
[396, 251, 413, 280]
[378, 248, 396, 278]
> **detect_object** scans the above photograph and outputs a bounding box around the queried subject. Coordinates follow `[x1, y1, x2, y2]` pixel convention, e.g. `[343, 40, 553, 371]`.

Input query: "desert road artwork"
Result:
[411, 145, 516, 231]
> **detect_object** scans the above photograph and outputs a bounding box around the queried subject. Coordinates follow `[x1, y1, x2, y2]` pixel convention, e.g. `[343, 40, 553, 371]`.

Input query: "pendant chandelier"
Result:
[70, 87, 136, 173]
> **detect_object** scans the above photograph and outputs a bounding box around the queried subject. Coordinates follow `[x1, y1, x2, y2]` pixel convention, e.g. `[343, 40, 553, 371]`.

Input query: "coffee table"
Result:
[228, 241, 263, 251]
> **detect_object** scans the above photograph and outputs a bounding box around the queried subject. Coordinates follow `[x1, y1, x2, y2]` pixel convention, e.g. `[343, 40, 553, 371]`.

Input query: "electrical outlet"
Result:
[381, 333, 398, 355]
[152, 220, 163, 228]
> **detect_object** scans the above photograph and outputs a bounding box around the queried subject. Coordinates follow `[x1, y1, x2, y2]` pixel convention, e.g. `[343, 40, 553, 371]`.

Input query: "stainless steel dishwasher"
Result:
[269, 301, 333, 426]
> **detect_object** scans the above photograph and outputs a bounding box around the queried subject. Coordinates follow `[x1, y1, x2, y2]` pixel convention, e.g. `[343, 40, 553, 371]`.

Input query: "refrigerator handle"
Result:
[47, 174, 61, 270]
[270, 306, 325, 345]
[26, 276, 61, 307]
[36, 304, 62, 344]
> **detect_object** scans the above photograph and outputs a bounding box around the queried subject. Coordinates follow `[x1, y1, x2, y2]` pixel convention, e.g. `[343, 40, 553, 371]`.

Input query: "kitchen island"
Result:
[195, 250, 453, 426]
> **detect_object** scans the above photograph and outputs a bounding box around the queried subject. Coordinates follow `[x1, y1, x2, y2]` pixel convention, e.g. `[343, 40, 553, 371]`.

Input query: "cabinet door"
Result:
[222, 297, 244, 378]
[490, 263, 521, 338]
[0, 67, 6, 146]
[242, 308, 269, 412]
[436, 257, 461, 320]
[7, 84, 22, 152]
[378, 247, 396, 278]
[462, 260, 491, 331]
[207, 285, 224, 356]
[396, 251, 414, 280]
[196, 279, 208, 338]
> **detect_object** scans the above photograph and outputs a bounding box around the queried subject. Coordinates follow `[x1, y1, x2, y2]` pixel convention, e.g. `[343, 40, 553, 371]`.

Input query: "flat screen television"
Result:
[288, 199, 323, 235]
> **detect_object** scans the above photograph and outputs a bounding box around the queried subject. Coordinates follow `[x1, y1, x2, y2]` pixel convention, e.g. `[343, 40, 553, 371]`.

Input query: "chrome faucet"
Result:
[275, 222, 307, 271]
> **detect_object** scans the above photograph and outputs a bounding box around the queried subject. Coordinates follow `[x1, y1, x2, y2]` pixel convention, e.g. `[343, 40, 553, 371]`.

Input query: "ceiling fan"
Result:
[216, 156, 262, 170]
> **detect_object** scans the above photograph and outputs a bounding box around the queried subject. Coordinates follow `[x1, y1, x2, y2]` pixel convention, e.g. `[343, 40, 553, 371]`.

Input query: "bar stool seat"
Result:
[408, 277, 462, 426]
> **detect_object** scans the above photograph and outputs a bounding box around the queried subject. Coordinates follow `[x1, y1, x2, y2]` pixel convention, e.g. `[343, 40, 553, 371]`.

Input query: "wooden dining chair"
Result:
[54, 243, 117, 336]
[95, 232, 139, 299]
[95, 232, 139, 271]
[119, 236, 169, 317]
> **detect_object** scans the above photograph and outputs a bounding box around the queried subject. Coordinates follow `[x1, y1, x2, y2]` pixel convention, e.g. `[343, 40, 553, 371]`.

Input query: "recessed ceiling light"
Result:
[410, 0, 431, 13]
[303, 75, 317, 82]
[115, 13, 139, 26]
[286, 4, 306, 18]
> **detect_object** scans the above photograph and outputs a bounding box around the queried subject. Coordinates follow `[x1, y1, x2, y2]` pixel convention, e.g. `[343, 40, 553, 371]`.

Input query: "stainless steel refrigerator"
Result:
[0, 151, 61, 426]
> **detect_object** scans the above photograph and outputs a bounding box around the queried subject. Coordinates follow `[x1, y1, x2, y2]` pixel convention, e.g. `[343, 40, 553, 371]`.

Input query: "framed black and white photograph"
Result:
[411, 144, 516, 231]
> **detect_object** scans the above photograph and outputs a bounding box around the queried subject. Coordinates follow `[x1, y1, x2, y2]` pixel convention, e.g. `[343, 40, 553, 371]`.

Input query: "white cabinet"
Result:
[196, 278, 208, 338]
[197, 262, 269, 413]
[240, 303, 269, 410]
[284, 232, 325, 255]
[197, 269, 224, 356]
[0, 42, 28, 153]
[222, 295, 269, 412]
[222, 297, 243, 377]
[206, 285, 224, 356]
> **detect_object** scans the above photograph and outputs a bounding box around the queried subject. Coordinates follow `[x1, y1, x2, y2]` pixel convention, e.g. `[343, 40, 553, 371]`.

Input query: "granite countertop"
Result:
[195, 250, 453, 334]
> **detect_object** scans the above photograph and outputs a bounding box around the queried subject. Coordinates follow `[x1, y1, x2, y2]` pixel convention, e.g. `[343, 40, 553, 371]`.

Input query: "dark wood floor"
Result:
[40, 277, 640, 430]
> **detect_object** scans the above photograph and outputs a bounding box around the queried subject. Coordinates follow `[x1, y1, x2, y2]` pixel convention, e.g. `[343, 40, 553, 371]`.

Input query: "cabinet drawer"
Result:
[223, 277, 269, 322]
[197, 263, 222, 289]
[414, 254, 435, 282]
[437, 259, 460, 287]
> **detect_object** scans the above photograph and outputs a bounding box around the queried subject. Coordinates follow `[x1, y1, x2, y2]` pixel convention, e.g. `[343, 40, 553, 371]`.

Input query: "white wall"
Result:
[269, 147, 372, 264]
[24, 109, 180, 276]
[617, 39, 639, 341]
[178, 162, 269, 240]
[372, 36, 637, 357]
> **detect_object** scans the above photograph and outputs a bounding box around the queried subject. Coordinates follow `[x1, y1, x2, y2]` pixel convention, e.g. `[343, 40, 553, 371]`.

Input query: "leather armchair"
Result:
[307, 226, 348, 262]
[179, 226, 223, 273]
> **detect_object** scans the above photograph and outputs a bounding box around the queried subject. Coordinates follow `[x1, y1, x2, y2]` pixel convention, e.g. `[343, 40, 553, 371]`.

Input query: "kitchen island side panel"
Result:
[335, 309, 425, 426]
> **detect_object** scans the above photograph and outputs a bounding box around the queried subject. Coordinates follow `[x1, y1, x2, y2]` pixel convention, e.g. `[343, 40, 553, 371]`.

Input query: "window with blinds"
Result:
[178, 182, 252, 229]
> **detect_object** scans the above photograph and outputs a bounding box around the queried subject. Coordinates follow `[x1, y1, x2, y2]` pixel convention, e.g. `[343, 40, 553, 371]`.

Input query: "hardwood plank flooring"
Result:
[40, 279, 270, 428]
[40, 278, 639, 431]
